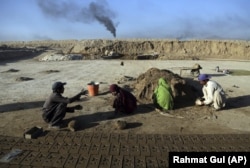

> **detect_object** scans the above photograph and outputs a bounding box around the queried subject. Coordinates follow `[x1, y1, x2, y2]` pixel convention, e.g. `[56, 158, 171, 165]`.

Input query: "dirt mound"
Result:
[133, 68, 197, 108]
[1, 39, 250, 60]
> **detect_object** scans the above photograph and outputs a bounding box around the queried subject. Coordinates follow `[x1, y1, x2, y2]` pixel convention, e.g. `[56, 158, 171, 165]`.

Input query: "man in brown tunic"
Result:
[42, 81, 85, 129]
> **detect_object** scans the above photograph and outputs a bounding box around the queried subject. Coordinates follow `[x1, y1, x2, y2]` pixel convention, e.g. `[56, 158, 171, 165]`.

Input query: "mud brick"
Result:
[190, 135, 202, 144]
[99, 155, 112, 168]
[145, 156, 158, 168]
[87, 155, 101, 168]
[69, 142, 81, 154]
[1, 137, 20, 150]
[198, 134, 217, 144]
[239, 134, 250, 143]
[19, 151, 39, 166]
[39, 141, 54, 152]
[64, 132, 75, 143]
[73, 132, 83, 143]
[194, 145, 209, 152]
[110, 133, 120, 143]
[76, 154, 90, 168]
[0, 149, 9, 158]
[31, 152, 48, 166]
[120, 143, 130, 156]
[123, 156, 134, 168]
[99, 143, 110, 155]
[9, 150, 30, 165]
[215, 135, 227, 143]
[178, 145, 191, 152]
[59, 142, 72, 154]
[100, 133, 110, 142]
[171, 135, 183, 145]
[128, 134, 138, 143]
[120, 133, 128, 143]
[134, 156, 146, 168]
[0, 163, 9, 168]
[140, 144, 150, 156]
[109, 143, 120, 155]
[91, 133, 102, 142]
[189, 145, 202, 152]
[137, 134, 147, 144]
[89, 143, 101, 155]
[154, 134, 164, 144]
[216, 145, 232, 152]
[110, 155, 123, 168]
[49, 141, 62, 153]
[12, 139, 26, 150]
[130, 144, 140, 156]
[78, 143, 91, 154]
[28, 139, 43, 151]
[205, 145, 219, 152]
[221, 134, 238, 142]
[167, 144, 180, 152]
[8, 165, 20, 168]
[158, 144, 169, 157]
[157, 156, 168, 167]
[82, 132, 93, 142]
[52, 154, 68, 168]
[146, 134, 155, 144]
[223, 145, 237, 152]
[42, 152, 59, 167]
[54, 131, 67, 143]
[19, 166, 32, 168]
[45, 131, 59, 142]
[162, 134, 173, 144]
[233, 146, 248, 152]
[180, 135, 194, 145]
[64, 154, 79, 168]
[18, 140, 38, 151]
[149, 144, 161, 157]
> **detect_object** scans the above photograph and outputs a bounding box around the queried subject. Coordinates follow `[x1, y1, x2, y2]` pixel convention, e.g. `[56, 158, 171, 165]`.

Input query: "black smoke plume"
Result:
[37, 0, 116, 37]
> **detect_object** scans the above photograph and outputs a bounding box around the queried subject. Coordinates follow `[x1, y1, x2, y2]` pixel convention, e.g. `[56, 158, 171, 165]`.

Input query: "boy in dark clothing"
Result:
[42, 81, 86, 129]
[109, 84, 137, 115]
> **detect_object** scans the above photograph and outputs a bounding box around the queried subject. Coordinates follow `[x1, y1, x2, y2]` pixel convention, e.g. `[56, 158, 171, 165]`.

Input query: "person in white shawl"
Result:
[195, 74, 226, 110]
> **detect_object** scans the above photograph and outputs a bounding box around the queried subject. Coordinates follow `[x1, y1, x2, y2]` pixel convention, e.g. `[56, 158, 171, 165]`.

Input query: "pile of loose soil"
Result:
[133, 68, 198, 108]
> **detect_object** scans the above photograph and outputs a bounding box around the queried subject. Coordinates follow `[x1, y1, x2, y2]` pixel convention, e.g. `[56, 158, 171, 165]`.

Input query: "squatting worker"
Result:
[42, 81, 86, 129]
[196, 74, 226, 110]
[109, 84, 137, 115]
[152, 78, 174, 113]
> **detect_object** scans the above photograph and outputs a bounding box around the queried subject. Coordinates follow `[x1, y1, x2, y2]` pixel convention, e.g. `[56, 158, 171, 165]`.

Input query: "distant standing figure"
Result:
[196, 74, 226, 110]
[152, 78, 174, 113]
[191, 63, 202, 77]
[109, 84, 137, 115]
[42, 81, 86, 129]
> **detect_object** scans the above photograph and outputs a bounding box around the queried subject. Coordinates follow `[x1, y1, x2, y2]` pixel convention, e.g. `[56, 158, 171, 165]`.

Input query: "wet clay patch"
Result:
[16, 77, 34, 81]
[230, 69, 250, 76]
[40, 70, 60, 74]
[1, 68, 20, 73]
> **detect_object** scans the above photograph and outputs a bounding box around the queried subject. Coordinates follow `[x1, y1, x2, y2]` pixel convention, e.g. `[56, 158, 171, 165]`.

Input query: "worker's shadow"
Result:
[225, 95, 250, 109]
[0, 101, 44, 113]
[64, 104, 152, 131]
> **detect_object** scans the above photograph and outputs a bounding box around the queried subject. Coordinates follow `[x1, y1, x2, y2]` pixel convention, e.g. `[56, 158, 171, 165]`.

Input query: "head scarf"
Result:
[198, 74, 211, 81]
[109, 84, 119, 92]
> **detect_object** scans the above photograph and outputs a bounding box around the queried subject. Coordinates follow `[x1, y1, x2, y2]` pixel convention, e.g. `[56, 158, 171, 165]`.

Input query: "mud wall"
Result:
[1, 39, 250, 60]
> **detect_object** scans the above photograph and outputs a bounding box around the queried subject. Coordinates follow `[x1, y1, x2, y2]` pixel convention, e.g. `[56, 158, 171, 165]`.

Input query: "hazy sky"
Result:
[0, 0, 250, 41]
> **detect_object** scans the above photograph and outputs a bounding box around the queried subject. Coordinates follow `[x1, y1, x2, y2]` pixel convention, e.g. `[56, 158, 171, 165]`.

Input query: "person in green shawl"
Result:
[152, 78, 174, 112]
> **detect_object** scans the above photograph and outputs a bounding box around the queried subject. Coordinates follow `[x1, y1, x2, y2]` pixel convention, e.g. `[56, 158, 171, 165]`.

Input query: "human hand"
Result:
[74, 105, 83, 110]
[80, 88, 88, 95]
[195, 99, 203, 106]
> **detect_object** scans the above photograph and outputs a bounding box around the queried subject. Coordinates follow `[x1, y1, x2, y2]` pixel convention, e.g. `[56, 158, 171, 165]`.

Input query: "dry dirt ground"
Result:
[0, 58, 250, 137]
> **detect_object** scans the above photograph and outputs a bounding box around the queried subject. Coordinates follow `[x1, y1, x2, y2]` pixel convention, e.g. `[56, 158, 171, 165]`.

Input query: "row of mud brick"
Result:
[0, 133, 250, 167]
